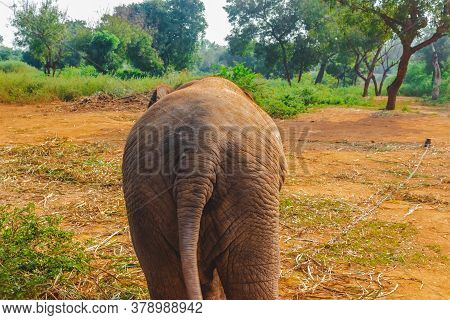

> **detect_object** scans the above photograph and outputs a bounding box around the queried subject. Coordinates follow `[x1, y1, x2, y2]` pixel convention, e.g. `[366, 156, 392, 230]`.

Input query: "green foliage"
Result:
[126, 33, 164, 75]
[0, 60, 38, 73]
[216, 63, 261, 92]
[217, 64, 374, 118]
[59, 65, 99, 77]
[116, 68, 148, 80]
[99, 16, 164, 76]
[417, 36, 449, 75]
[0, 203, 87, 299]
[114, 0, 207, 71]
[0, 46, 22, 61]
[62, 20, 93, 67]
[225, 0, 300, 83]
[399, 62, 433, 97]
[399, 61, 449, 101]
[195, 40, 232, 74]
[86, 30, 122, 74]
[22, 50, 43, 69]
[12, 0, 67, 75]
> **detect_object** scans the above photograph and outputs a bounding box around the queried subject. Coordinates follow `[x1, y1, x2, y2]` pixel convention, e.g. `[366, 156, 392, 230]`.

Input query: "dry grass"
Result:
[0, 138, 147, 299]
[279, 193, 425, 299]
[0, 137, 446, 299]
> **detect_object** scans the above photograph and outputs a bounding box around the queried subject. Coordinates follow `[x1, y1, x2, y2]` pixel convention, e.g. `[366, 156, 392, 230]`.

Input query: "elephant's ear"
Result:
[148, 85, 173, 108]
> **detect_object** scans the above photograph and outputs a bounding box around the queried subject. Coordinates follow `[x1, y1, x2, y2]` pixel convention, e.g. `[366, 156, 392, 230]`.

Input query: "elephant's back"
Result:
[140, 77, 275, 129]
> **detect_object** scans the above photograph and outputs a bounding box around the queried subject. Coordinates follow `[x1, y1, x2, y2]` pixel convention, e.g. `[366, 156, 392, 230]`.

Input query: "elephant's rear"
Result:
[122, 77, 287, 300]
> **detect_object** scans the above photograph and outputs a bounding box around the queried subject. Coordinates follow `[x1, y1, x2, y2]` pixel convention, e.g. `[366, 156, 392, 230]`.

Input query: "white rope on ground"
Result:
[298, 144, 431, 259]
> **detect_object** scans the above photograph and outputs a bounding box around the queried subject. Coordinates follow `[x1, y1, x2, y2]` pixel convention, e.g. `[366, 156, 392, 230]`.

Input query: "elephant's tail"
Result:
[175, 172, 214, 300]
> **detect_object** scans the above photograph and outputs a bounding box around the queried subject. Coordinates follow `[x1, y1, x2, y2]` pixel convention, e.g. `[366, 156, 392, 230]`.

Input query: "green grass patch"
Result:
[0, 61, 196, 104]
[0, 203, 88, 299]
[280, 194, 423, 267]
[323, 220, 418, 266]
[280, 195, 355, 229]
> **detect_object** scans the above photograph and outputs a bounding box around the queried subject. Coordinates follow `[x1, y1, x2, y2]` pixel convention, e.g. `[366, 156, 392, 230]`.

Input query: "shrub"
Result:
[399, 62, 432, 97]
[116, 68, 148, 80]
[0, 60, 39, 74]
[59, 65, 99, 78]
[216, 64, 374, 118]
[216, 63, 262, 92]
[398, 61, 449, 102]
[0, 203, 88, 299]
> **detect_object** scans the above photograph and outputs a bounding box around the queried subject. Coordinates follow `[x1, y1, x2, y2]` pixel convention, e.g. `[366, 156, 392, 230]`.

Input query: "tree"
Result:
[375, 38, 401, 96]
[338, 8, 391, 96]
[22, 50, 42, 68]
[225, 0, 300, 85]
[292, 35, 317, 83]
[416, 35, 448, 99]
[326, 54, 357, 87]
[195, 40, 231, 73]
[298, 0, 343, 85]
[0, 34, 23, 61]
[114, 0, 207, 71]
[62, 20, 92, 67]
[292, 0, 330, 84]
[127, 31, 164, 75]
[12, 0, 67, 76]
[100, 16, 164, 75]
[85, 30, 121, 74]
[336, 0, 449, 109]
[431, 43, 442, 99]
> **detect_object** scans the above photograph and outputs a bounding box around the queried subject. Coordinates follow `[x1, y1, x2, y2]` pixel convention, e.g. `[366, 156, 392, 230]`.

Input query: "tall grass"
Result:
[0, 61, 195, 104]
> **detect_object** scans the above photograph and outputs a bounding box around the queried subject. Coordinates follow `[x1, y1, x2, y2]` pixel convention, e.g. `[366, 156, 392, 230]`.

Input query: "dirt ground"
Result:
[0, 97, 448, 299]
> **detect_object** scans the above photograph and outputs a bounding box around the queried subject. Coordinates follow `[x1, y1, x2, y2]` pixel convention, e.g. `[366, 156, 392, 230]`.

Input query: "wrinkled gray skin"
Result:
[122, 77, 287, 300]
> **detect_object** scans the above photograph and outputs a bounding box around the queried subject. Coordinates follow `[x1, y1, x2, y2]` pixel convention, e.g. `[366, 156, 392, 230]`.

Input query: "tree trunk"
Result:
[279, 42, 292, 86]
[431, 43, 441, 100]
[315, 62, 326, 84]
[362, 78, 371, 97]
[386, 47, 412, 110]
[378, 70, 389, 96]
[371, 75, 379, 96]
[297, 65, 304, 83]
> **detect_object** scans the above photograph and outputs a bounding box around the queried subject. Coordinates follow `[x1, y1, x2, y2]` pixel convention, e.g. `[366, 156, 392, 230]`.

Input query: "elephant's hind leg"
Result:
[215, 210, 280, 300]
[140, 239, 188, 300]
[201, 268, 226, 300]
[130, 218, 188, 300]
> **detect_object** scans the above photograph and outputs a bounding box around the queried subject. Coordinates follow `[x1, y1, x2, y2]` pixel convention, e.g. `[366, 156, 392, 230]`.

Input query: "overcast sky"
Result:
[0, 0, 231, 47]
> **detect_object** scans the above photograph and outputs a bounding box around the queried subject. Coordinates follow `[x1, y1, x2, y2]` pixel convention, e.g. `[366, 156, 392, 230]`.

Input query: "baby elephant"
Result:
[122, 77, 287, 300]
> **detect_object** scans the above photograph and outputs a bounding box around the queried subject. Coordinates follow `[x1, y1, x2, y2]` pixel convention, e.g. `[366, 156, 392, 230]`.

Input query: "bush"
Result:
[0, 203, 88, 299]
[59, 65, 99, 77]
[399, 62, 432, 97]
[216, 64, 374, 118]
[216, 63, 262, 92]
[398, 61, 449, 102]
[116, 68, 148, 80]
[0, 46, 22, 61]
[0, 60, 39, 74]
